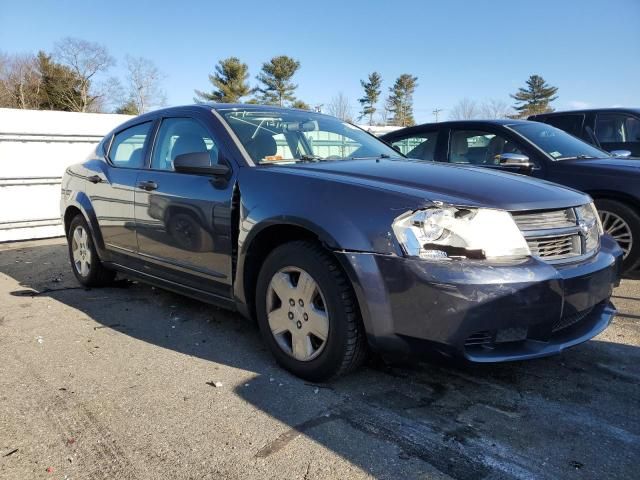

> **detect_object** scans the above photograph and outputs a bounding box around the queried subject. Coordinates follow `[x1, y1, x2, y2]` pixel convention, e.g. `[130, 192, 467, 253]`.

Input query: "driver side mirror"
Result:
[610, 150, 632, 158]
[174, 152, 230, 176]
[497, 153, 535, 174]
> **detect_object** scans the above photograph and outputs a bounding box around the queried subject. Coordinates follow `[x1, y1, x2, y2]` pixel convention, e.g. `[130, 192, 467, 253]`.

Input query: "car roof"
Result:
[108, 103, 333, 134]
[530, 107, 640, 118]
[381, 119, 533, 137]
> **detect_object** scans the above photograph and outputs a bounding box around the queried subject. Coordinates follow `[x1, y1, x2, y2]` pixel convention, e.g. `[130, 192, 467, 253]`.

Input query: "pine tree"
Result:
[255, 55, 300, 106]
[36, 51, 83, 111]
[511, 74, 558, 116]
[115, 99, 140, 115]
[194, 57, 251, 103]
[386, 74, 418, 127]
[291, 99, 310, 110]
[358, 72, 382, 125]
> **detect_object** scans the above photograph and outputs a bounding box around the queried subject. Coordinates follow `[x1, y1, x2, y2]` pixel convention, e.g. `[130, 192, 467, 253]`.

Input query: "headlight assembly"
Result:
[392, 206, 531, 260]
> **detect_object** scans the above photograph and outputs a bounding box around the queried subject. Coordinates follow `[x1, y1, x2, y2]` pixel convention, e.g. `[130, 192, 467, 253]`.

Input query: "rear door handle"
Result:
[87, 175, 103, 184]
[137, 180, 158, 191]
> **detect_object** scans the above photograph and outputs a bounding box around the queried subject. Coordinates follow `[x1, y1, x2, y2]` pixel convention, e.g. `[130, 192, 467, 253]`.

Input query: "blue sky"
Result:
[1, 0, 638, 122]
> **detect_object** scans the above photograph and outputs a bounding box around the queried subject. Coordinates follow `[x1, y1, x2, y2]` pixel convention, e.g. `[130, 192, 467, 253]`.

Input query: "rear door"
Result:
[595, 112, 640, 156]
[134, 113, 235, 297]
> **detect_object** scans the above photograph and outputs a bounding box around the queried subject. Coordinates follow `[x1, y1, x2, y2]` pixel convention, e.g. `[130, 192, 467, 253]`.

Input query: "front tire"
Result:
[595, 199, 640, 273]
[67, 214, 116, 287]
[255, 241, 367, 381]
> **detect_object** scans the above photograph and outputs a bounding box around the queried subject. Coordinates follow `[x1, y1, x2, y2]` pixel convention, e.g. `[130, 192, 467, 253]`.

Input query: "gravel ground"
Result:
[1, 238, 638, 480]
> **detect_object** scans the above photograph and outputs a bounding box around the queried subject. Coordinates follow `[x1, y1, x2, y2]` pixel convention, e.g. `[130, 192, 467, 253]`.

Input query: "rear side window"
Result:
[391, 131, 438, 161]
[544, 115, 584, 137]
[109, 122, 152, 168]
[595, 113, 640, 143]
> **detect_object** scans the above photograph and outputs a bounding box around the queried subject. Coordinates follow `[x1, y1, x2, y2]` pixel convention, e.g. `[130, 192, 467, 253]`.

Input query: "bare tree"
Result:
[326, 92, 354, 122]
[479, 98, 513, 119]
[448, 98, 479, 120]
[54, 37, 114, 112]
[121, 55, 166, 114]
[0, 53, 42, 109]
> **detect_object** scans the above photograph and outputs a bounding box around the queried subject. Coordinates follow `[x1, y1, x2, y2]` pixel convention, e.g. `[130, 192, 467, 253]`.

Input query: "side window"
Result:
[545, 115, 584, 137]
[151, 117, 219, 171]
[596, 114, 640, 143]
[109, 122, 152, 168]
[391, 131, 438, 160]
[449, 130, 522, 165]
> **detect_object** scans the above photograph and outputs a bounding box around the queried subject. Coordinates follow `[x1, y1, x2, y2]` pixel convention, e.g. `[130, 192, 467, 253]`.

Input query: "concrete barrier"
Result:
[0, 108, 131, 241]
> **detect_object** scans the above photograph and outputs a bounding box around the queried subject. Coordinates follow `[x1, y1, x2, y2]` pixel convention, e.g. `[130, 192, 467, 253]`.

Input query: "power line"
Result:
[432, 108, 443, 122]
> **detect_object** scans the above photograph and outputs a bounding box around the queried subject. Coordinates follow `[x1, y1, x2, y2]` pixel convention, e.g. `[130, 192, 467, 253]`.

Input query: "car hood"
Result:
[270, 159, 589, 211]
[558, 157, 640, 173]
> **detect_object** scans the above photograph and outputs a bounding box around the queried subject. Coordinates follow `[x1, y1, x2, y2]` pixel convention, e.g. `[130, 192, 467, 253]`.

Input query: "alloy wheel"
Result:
[266, 266, 329, 361]
[599, 210, 633, 258]
[71, 225, 92, 277]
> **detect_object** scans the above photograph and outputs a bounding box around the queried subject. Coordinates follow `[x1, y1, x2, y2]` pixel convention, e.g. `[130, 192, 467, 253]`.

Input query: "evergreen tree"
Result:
[115, 99, 140, 115]
[194, 57, 251, 103]
[386, 74, 418, 127]
[358, 72, 382, 125]
[511, 74, 558, 116]
[255, 55, 300, 106]
[291, 99, 310, 110]
[36, 51, 83, 111]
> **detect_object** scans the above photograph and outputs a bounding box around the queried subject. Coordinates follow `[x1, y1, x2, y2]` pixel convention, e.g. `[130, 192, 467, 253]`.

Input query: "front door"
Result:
[134, 116, 234, 297]
[445, 128, 542, 177]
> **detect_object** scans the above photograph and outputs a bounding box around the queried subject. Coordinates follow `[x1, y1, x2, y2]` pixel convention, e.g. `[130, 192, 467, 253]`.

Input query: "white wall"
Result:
[0, 108, 399, 242]
[0, 108, 132, 241]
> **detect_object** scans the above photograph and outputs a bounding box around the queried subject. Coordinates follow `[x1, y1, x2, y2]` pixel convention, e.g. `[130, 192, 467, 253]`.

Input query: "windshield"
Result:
[219, 108, 401, 164]
[510, 122, 610, 160]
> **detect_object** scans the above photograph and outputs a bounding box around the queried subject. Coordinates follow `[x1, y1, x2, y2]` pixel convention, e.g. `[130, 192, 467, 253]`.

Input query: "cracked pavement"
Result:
[1, 238, 639, 479]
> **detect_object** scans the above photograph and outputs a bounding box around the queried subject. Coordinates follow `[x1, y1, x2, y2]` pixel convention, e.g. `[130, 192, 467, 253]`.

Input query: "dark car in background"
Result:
[529, 108, 640, 157]
[61, 105, 622, 381]
[382, 120, 640, 272]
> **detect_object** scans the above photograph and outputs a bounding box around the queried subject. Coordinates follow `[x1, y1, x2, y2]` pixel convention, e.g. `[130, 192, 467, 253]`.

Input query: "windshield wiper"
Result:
[297, 154, 324, 162]
[350, 153, 396, 160]
[557, 154, 598, 160]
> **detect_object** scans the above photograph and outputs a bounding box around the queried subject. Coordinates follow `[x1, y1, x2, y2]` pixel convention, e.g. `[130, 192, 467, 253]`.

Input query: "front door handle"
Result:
[137, 180, 158, 191]
[87, 175, 103, 184]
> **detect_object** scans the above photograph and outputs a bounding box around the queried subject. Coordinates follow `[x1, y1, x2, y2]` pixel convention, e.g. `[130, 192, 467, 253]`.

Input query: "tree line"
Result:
[0, 37, 165, 115]
[0, 36, 559, 124]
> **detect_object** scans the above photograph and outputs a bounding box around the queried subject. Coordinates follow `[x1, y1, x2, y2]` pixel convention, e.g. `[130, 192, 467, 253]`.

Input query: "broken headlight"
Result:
[392, 206, 531, 260]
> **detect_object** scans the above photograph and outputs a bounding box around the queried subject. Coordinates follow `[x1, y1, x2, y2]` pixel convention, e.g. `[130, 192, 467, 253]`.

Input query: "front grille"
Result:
[527, 234, 580, 261]
[552, 306, 594, 333]
[464, 331, 493, 347]
[512, 208, 576, 231]
[511, 206, 599, 264]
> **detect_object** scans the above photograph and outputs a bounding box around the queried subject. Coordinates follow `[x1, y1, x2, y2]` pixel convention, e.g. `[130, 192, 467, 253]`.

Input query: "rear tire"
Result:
[67, 214, 116, 287]
[255, 241, 367, 381]
[595, 198, 640, 273]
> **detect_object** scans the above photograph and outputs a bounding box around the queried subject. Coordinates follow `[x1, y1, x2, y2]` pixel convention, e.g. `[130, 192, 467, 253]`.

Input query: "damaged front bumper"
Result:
[336, 235, 623, 362]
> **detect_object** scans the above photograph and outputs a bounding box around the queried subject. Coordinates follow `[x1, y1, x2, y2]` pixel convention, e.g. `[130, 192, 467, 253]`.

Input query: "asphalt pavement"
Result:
[1, 238, 638, 480]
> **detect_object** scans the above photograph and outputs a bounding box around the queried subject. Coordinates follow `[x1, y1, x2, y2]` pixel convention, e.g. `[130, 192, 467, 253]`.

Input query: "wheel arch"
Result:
[235, 220, 347, 321]
[63, 192, 106, 255]
[586, 190, 640, 215]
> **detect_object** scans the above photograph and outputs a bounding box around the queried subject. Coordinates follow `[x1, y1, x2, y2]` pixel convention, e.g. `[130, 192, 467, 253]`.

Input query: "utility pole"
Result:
[432, 108, 443, 122]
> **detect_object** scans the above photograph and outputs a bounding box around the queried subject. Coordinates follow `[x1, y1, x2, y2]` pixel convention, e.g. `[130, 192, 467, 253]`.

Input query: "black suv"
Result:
[529, 108, 640, 157]
[382, 120, 640, 272]
[61, 105, 622, 380]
